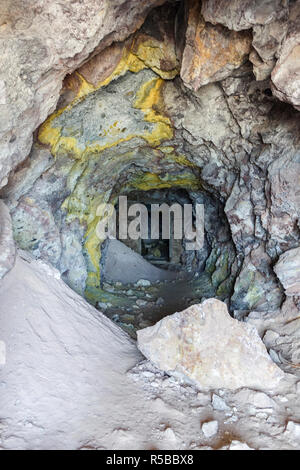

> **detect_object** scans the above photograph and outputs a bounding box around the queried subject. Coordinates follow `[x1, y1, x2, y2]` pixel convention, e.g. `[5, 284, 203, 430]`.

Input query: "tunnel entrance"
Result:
[115, 189, 193, 270]
[99, 188, 238, 337]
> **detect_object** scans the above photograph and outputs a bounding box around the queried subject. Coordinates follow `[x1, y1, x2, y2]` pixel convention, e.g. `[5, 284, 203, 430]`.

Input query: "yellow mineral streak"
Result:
[39, 64, 173, 159]
[131, 38, 179, 80]
[134, 77, 173, 147]
[82, 168, 200, 303]
[37, 40, 198, 304]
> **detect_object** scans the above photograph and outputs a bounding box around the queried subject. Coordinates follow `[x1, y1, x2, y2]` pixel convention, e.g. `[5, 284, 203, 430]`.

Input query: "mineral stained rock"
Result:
[201, 0, 289, 82]
[0, 0, 167, 188]
[137, 299, 284, 390]
[274, 246, 300, 296]
[180, 0, 251, 90]
[0, 200, 15, 279]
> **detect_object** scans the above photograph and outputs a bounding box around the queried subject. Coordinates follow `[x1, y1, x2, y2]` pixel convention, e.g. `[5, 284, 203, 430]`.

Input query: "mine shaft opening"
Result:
[99, 187, 238, 337]
[115, 189, 194, 270]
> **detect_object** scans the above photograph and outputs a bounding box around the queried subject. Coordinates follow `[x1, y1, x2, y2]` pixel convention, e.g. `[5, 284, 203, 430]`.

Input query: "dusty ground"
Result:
[0, 252, 299, 450]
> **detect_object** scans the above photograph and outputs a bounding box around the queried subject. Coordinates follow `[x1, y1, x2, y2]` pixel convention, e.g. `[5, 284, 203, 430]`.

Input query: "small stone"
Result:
[197, 392, 211, 406]
[136, 279, 151, 287]
[136, 299, 148, 307]
[98, 302, 108, 311]
[263, 330, 280, 344]
[163, 427, 177, 440]
[269, 349, 281, 364]
[212, 394, 230, 411]
[276, 396, 288, 403]
[201, 420, 218, 438]
[229, 440, 254, 450]
[156, 297, 164, 306]
[256, 412, 268, 420]
[285, 421, 300, 438]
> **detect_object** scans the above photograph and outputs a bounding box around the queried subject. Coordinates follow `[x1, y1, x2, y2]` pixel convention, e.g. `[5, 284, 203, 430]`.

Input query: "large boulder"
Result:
[137, 298, 284, 390]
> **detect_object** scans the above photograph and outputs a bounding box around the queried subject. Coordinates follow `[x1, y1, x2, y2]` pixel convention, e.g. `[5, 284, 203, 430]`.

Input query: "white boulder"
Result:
[137, 299, 284, 391]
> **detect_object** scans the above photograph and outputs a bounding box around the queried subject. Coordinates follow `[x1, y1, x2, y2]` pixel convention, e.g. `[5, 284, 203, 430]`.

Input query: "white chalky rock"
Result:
[212, 394, 230, 411]
[229, 440, 254, 450]
[137, 299, 284, 391]
[202, 420, 219, 438]
[136, 279, 151, 287]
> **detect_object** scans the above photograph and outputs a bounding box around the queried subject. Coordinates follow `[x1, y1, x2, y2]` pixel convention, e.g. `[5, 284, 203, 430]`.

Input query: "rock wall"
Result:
[0, 0, 168, 188]
[0, 0, 300, 319]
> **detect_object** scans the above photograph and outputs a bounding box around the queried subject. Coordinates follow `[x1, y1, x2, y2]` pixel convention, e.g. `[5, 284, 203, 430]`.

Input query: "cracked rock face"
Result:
[0, 0, 167, 188]
[1, 0, 300, 319]
[137, 299, 284, 390]
[180, 0, 252, 90]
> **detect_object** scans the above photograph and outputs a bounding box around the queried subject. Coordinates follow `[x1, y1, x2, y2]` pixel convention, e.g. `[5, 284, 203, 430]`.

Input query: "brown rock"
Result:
[77, 42, 128, 88]
[180, 0, 252, 91]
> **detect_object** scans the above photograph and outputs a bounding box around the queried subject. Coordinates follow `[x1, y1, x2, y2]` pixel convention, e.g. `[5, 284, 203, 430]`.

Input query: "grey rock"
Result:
[274, 246, 300, 296]
[0, 200, 15, 279]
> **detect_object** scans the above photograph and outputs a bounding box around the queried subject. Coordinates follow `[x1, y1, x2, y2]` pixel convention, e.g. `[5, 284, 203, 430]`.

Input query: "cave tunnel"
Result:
[1, 0, 300, 451]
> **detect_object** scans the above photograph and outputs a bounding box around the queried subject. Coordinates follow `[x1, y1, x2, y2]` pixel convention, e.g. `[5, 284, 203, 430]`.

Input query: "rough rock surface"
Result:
[271, 1, 300, 110]
[0, 0, 168, 188]
[201, 0, 288, 31]
[274, 247, 300, 296]
[1, 0, 300, 318]
[137, 299, 284, 390]
[247, 297, 300, 376]
[180, 0, 252, 90]
[0, 200, 15, 279]
[201, 0, 289, 82]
